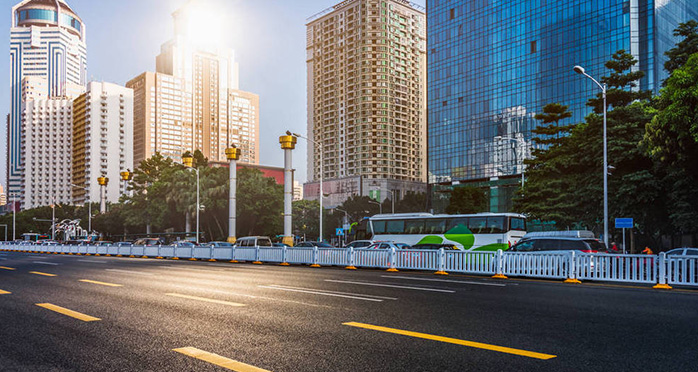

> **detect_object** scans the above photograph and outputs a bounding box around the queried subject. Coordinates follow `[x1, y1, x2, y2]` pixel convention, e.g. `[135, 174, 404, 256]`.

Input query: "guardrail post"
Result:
[564, 251, 582, 283]
[253, 245, 263, 264]
[435, 248, 448, 275]
[230, 245, 238, 263]
[653, 252, 672, 290]
[492, 249, 508, 279]
[129, 245, 136, 258]
[156, 245, 163, 259]
[345, 247, 357, 270]
[310, 247, 321, 268]
[189, 245, 197, 261]
[387, 247, 399, 272]
[208, 246, 216, 262]
[280, 246, 290, 266]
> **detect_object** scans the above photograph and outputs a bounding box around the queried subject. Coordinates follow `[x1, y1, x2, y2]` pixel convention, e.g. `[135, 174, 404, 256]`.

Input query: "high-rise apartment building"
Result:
[427, 0, 698, 212]
[20, 98, 74, 209]
[72, 82, 134, 206]
[127, 2, 259, 167]
[0, 184, 6, 206]
[305, 0, 427, 208]
[8, 0, 87, 200]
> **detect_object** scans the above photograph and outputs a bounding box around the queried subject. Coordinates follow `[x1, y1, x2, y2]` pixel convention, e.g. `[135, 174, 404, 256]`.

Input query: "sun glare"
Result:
[179, 1, 226, 48]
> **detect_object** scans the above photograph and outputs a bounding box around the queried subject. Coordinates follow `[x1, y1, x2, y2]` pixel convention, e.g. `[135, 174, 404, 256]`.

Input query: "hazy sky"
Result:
[0, 0, 426, 186]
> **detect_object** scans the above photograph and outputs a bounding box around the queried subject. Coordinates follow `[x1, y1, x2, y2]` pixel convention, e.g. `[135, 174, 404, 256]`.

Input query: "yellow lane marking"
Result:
[173, 347, 270, 372]
[78, 279, 123, 287]
[0, 289, 10, 295]
[29, 271, 56, 277]
[165, 293, 245, 307]
[35, 303, 101, 322]
[0, 266, 16, 270]
[343, 322, 557, 360]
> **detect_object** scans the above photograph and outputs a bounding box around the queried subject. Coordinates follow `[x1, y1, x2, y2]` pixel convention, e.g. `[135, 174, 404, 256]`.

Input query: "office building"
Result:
[293, 180, 303, 201]
[20, 98, 74, 209]
[72, 82, 134, 205]
[8, 0, 87, 200]
[427, 0, 698, 212]
[305, 0, 427, 208]
[127, 2, 259, 167]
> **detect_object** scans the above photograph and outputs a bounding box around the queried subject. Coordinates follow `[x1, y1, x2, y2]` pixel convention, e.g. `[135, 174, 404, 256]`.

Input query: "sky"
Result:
[0, 0, 427, 187]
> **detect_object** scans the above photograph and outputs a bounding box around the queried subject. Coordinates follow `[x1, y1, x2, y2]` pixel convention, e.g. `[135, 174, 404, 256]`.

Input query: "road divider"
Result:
[325, 279, 455, 293]
[173, 347, 271, 372]
[165, 293, 245, 307]
[259, 284, 396, 302]
[35, 303, 101, 322]
[29, 271, 56, 277]
[343, 322, 557, 360]
[79, 279, 123, 287]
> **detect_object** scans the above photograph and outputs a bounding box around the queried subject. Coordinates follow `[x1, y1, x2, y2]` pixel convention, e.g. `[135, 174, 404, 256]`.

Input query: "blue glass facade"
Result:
[427, 0, 698, 212]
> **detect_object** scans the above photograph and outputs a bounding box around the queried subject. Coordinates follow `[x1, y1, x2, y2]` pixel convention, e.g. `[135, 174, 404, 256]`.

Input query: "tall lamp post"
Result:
[279, 134, 297, 246]
[574, 65, 609, 247]
[181, 153, 200, 244]
[120, 170, 133, 198]
[288, 131, 323, 242]
[97, 176, 109, 214]
[494, 135, 527, 189]
[334, 207, 350, 247]
[368, 200, 382, 214]
[9, 193, 19, 241]
[225, 146, 241, 244]
[71, 184, 92, 234]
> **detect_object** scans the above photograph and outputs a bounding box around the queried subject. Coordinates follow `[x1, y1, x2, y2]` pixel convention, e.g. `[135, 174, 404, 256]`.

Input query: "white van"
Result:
[234, 236, 272, 247]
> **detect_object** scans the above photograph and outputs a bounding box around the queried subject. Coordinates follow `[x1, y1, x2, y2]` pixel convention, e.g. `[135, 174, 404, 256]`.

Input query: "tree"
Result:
[236, 168, 283, 237]
[293, 199, 320, 240]
[664, 20, 698, 75]
[393, 192, 427, 213]
[445, 187, 487, 214]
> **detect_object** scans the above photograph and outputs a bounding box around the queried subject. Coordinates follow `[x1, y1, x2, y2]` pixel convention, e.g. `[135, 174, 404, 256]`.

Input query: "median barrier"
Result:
[285, 247, 314, 264]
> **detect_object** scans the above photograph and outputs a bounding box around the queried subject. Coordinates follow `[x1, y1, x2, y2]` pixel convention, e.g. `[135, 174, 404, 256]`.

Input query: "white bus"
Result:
[352, 213, 527, 251]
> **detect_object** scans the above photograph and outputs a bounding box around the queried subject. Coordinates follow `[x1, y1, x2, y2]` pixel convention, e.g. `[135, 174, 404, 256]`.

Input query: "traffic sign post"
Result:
[615, 218, 633, 254]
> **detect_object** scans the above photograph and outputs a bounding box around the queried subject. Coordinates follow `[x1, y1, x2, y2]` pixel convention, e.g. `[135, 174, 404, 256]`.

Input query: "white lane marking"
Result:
[34, 261, 59, 266]
[78, 259, 107, 264]
[258, 285, 385, 302]
[266, 284, 397, 300]
[105, 269, 153, 276]
[324, 279, 456, 293]
[380, 275, 507, 287]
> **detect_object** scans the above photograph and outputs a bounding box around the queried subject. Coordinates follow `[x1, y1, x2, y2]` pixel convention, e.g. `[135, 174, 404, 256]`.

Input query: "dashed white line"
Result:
[324, 279, 456, 293]
[259, 285, 386, 302]
[77, 259, 107, 264]
[34, 261, 59, 266]
[105, 269, 153, 276]
[380, 275, 507, 287]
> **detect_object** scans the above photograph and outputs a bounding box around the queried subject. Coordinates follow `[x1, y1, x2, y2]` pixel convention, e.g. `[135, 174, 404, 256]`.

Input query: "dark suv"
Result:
[510, 237, 607, 253]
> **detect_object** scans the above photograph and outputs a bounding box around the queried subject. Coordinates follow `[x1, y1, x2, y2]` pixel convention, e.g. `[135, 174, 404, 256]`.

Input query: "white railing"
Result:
[1, 243, 696, 288]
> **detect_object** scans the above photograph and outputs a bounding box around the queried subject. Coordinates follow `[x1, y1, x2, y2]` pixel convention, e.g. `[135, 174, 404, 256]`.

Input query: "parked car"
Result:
[509, 237, 607, 253]
[115, 242, 133, 247]
[295, 241, 335, 248]
[170, 241, 196, 248]
[208, 241, 234, 248]
[344, 240, 374, 249]
[411, 243, 459, 250]
[362, 241, 411, 250]
[234, 236, 273, 247]
[95, 241, 113, 247]
[133, 238, 167, 246]
[272, 242, 290, 247]
[666, 248, 698, 256]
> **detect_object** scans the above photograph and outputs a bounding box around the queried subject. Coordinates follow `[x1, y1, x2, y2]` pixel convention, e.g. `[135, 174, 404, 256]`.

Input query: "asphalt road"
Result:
[0, 250, 696, 372]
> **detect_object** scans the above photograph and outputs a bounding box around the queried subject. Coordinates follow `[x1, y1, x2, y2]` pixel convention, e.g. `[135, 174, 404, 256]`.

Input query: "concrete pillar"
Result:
[98, 176, 109, 214]
[279, 135, 297, 246]
[226, 147, 241, 244]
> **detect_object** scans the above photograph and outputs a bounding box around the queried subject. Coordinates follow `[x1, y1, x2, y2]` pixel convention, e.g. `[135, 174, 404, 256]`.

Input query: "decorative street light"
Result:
[181, 153, 201, 244]
[288, 131, 324, 242]
[574, 65, 609, 247]
[494, 135, 527, 189]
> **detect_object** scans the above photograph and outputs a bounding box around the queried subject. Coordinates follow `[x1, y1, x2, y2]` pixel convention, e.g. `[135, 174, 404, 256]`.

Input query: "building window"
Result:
[449, 8, 455, 20]
[530, 41, 537, 53]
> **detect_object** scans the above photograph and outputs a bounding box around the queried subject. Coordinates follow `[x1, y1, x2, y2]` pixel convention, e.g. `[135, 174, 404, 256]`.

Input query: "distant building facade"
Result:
[305, 0, 427, 208]
[72, 82, 134, 205]
[427, 0, 698, 212]
[127, 2, 259, 167]
[8, 0, 87, 201]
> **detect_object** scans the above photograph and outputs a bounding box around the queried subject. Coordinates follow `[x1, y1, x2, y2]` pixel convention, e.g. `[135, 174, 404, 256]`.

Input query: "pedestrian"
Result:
[642, 246, 653, 255]
[611, 242, 619, 253]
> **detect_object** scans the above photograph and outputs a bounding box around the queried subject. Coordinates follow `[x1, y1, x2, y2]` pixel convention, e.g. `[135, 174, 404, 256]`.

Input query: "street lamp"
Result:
[8, 192, 20, 241]
[574, 65, 609, 247]
[494, 135, 527, 189]
[288, 131, 324, 242]
[71, 184, 91, 235]
[181, 153, 200, 244]
[368, 200, 382, 214]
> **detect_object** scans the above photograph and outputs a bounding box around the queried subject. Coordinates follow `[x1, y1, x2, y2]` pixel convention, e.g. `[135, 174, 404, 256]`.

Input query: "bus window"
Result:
[372, 220, 386, 234]
[468, 217, 487, 234]
[446, 218, 469, 231]
[509, 217, 526, 231]
[355, 220, 369, 240]
[386, 220, 405, 234]
[404, 219, 425, 234]
[425, 219, 446, 234]
[487, 217, 506, 233]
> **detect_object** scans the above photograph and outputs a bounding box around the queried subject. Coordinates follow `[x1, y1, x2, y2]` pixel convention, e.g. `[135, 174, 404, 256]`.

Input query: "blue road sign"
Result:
[336, 228, 344, 236]
[615, 218, 633, 229]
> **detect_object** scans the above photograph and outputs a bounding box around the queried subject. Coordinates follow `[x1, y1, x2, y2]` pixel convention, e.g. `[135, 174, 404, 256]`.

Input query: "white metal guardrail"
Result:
[1, 243, 697, 288]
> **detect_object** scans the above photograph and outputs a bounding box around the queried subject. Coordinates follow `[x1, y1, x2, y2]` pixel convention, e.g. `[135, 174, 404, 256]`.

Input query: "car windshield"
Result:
[396, 243, 411, 249]
[584, 240, 607, 252]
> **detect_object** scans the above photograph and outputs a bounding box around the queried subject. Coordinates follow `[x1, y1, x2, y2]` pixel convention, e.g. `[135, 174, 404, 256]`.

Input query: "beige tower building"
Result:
[305, 0, 427, 207]
[127, 2, 259, 167]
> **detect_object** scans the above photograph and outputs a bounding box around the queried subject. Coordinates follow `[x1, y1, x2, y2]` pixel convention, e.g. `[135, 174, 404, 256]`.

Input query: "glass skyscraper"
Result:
[427, 0, 698, 212]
